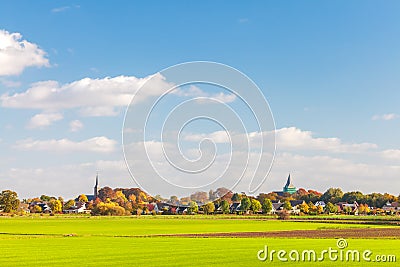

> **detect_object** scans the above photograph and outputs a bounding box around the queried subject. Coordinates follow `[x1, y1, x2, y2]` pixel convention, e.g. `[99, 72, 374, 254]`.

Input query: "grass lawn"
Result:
[0, 215, 391, 236]
[0, 216, 398, 266]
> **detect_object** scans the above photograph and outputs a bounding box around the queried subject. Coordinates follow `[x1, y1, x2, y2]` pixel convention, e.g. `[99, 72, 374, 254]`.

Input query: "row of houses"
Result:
[20, 199, 400, 215]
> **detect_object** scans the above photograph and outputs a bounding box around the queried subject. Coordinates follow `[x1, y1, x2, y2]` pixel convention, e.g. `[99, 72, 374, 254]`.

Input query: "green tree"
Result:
[342, 191, 365, 204]
[240, 197, 251, 213]
[321, 188, 343, 204]
[64, 199, 75, 210]
[261, 199, 273, 214]
[220, 200, 230, 214]
[283, 200, 292, 211]
[203, 202, 215, 214]
[78, 194, 88, 202]
[343, 206, 352, 215]
[250, 199, 262, 213]
[187, 201, 198, 214]
[0, 190, 20, 213]
[325, 202, 338, 214]
[231, 193, 242, 203]
[40, 195, 52, 202]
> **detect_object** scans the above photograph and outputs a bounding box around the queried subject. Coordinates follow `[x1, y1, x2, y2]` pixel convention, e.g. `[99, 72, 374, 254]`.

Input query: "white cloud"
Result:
[0, 30, 49, 76]
[173, 85, 236, 103]
[27, 112, 63, 129]
[69, 120, 84, 132]
[372, 113, 399, 121]
[1, 73, 171, 116]
[274, 127, 378, 153]
[15, 136, 117, 153]
[183, 130, 230, 143]
[182, 127, 377, 154]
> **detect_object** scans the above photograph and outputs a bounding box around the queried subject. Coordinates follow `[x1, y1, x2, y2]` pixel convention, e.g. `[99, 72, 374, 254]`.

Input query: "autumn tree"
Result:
[358, 203, 370, 215]
[78, 194, 88, 202]
[203, 202, 215, 214]
[128, 194, 137, 204]
[0, 190, 20, 213]
[91, 202, 125, 216]
[48, 199, 62, 213]
[30, 205, 42, 213]
[299, 203, 309, 214]
[138, 192, 148, 203]
[114, 190, 127, 206]
[98, 187, 116, 202]
[250, 199, 262, 213]
[187, 201, 198, 214]
[64, 199, 75, 210]
[52, 200, 62, 213]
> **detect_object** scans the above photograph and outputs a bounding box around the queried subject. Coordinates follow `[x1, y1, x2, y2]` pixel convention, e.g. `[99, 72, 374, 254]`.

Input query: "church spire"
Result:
[283, 173, 296, 194]
[286, 174, 291, 187]
[94, 172, 99, 199]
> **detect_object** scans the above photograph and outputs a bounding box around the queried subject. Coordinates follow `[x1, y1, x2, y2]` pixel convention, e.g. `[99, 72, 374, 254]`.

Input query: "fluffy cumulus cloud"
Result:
[0, 74, 172, 116]
[15, 136, 117, 153]
[274, 127, 378, 153]
[1, 75, 236, 117]
[182, 127, 377, 154]
[27, 112, 63, 129]
[0, 30, 49, 76]
[4, 126, 400, 198]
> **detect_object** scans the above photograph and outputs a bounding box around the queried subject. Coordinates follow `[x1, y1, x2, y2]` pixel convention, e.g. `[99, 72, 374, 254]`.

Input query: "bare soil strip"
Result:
[154, 228, 400, 238]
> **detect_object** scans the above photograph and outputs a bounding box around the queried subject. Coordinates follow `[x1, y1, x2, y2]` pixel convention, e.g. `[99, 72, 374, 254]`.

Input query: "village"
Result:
[2, 174, 399, 217]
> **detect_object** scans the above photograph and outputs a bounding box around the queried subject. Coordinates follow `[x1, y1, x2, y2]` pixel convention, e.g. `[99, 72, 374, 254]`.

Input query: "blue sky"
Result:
[0, 1, 399, 199]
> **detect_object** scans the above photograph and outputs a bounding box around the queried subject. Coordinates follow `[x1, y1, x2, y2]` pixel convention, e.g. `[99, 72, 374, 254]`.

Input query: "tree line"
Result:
[0, 186, 398, 215]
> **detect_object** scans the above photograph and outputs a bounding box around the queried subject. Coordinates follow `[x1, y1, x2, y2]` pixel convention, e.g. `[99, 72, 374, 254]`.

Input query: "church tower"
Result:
[283, 174, 297, 194]
[94, 173, 99, 200]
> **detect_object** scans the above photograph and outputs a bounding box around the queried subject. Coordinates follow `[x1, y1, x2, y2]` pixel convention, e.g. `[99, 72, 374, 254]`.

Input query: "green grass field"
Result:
[0, 216, 398, 266]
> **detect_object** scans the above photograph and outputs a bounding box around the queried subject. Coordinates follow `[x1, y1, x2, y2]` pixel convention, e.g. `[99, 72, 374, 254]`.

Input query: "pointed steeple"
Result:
[94, 172, 99, 199]
[285, 174, 291, 187]
[283, 173, 296, 194]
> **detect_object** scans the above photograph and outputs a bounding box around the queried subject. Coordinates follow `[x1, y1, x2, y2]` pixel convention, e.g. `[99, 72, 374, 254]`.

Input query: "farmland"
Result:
[0, 216, 399, 266]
